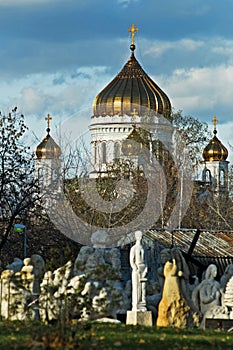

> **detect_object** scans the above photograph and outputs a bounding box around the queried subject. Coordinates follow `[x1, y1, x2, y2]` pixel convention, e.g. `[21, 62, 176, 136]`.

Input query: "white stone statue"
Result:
[130, 230, 148, 312]
[224, 275, 233, 314]
[30, 254, 46, 294]
[192, 264, 221, 316]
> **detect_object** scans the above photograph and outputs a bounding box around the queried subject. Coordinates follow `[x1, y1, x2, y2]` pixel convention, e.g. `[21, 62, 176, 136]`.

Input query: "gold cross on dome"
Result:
[212, 116, 219, 131]
[128, 23, 138, 45]
[45, 114, 52, 129]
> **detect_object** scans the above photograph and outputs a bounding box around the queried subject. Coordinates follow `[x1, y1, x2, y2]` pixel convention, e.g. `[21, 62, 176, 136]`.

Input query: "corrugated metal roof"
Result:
[146, 229, 233, 257]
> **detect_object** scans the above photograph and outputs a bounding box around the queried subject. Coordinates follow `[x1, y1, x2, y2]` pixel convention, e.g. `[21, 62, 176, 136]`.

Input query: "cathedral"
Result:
[34, 24, 232, 274]
[35, 23, 230, 195]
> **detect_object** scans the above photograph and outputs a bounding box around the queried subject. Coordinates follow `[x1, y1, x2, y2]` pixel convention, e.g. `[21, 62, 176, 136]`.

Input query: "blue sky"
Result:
[0, 0, 232, 161]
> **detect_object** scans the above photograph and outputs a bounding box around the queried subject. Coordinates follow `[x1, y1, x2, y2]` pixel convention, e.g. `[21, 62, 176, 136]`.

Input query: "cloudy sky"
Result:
[0, 0, 232, 162]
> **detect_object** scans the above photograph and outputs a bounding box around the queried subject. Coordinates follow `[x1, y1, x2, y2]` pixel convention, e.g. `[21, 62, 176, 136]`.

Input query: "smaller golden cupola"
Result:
[202, 116, 228, 162]
[36, 114, 61, 159]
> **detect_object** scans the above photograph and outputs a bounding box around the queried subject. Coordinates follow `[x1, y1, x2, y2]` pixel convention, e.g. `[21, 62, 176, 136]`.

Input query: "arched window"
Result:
[205, 169, 211, 182]
[220, 169, 225, 186]
[102, 142, 107, 163]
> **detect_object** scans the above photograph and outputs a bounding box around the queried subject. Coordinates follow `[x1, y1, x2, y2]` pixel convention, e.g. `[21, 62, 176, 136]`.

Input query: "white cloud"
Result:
[142, 37, 233, 66]
[151, 64, 233, 161]
[20, 87, 45, 114]
[1, 66, 109, 114]
[144, 38, 204, 57]
[212, 38, 233, 56]
[214, 122, 233, 164]
[163, 64, 233, 114]
[117, 0, 139, 7]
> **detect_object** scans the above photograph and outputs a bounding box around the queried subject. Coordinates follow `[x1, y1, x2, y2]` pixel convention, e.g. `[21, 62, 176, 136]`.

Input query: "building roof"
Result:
[36, 114, 61, 160]
[36, 131, 61, 159]
[202, 117, 228, 162]
[93, 43, 171, 119]
[147, 228, 233, 257]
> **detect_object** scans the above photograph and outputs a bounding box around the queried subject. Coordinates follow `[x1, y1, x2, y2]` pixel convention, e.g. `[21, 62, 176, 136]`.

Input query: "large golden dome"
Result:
[203, 129, 228, 162]
[93, 44, 171, 119]
[36, 115, 61, 159]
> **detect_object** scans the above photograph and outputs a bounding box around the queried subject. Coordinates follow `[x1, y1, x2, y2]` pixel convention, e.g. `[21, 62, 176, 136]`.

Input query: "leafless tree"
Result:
[0, 110, 39, 252]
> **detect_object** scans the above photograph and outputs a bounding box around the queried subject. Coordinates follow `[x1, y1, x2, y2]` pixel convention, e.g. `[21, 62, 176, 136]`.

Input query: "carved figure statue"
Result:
[192, 264, 221, 316]
[220, 264, 233, 293]
[157, 248, 171, 289]
[158, 247, 196, 307]
[157, 258, 199, 328]
[129, 230, 148, 311]
[224, 275, 233, 311]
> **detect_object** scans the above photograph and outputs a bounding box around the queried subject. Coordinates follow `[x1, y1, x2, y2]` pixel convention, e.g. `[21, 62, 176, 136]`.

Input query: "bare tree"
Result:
[46, 111, 231, 242]
[0, 110, 39, 252]
[172, 110, 211, 166]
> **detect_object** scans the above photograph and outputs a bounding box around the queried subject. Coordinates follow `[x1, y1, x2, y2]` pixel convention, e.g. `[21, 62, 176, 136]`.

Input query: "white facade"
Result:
[89, 113, 174, 176]
[202, 159, 229, 194]
[35, 158, 61, 188]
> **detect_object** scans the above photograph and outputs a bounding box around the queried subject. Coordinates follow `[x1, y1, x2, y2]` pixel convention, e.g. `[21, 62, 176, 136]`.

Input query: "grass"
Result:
[0, 320, 233, 349]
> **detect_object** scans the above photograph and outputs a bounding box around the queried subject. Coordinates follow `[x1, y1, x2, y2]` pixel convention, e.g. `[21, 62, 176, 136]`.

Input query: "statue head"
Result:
[160, 248, 171, 264]
[224, 264, 233, 277]
[91, 230, 110, 248]
[135, 230, 143, 241]
[205, 264, 217, 280]
[164, 259, 177, 277]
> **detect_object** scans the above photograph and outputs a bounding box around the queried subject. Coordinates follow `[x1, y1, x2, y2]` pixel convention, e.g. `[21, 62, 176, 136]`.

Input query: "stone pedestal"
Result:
[126, 310, 153, 327]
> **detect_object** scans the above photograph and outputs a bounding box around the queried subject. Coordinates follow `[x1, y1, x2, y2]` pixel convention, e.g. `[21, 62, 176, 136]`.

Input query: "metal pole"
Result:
[14, 224, 27, 259]
[23, 227, 27, 259]
[187, 229, 201, 257]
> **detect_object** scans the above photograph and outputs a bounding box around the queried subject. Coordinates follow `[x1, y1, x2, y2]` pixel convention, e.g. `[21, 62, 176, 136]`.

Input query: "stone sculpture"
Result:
[126, 231, 152, 326]
[157, 258, 199, 328]
[0, 255, 46, 320]
[158, 247, 196, 304]
[6, 258, 23, 273]
[129, 230, 148, 312]
[192, 264, 221, 316]
[39, 246, 124, 322]
[223, 275, 233, 314]
[220, 264, 233, 294]
[30, 254, 46, 294]
[191, 264, 225, 327]
[20, 258, 35, 292]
